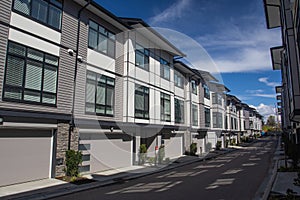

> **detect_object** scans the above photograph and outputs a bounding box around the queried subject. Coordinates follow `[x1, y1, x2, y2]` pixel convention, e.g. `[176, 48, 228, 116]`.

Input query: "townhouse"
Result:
[264, 0, 300, 141]
[0, 0, 264, 186]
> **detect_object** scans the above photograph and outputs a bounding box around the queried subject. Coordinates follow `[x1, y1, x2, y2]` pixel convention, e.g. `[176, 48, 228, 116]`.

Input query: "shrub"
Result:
[65, 150, 82, 178]
[216, 141, 222, 150]
[158, 145, 165, 164]
[139, 144, 147, 165]
[190, 143, 197, 156]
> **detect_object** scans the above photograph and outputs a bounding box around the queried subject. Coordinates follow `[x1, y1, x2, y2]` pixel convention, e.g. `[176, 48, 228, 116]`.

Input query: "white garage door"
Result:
[0, 129, 52, 187]
[79, 133, 132, 173]
[164, 135, 183, 159]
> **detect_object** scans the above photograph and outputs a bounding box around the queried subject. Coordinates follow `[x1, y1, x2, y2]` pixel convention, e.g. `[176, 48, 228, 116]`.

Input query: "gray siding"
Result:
[0, 0, 12, 24]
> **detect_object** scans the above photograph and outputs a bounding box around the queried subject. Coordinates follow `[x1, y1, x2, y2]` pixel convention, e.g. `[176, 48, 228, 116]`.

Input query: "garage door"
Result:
[164, 135, 183, 159]
[79, 133, 132, 173]
[0, 129, 52, 187]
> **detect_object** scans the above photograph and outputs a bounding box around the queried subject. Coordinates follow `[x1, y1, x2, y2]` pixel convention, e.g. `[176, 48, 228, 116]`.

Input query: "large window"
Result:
[13, 0, 62, 30]
[3, 41, 58, 105]
[192, 104, 198, 126]
[212, 93, 222, 105]
[135, 44, 149, 70]
[204, 84, 210, 99]
[88, 20, 116, 58]
[204, 108, 210, 127]
[85, 71, 115, 116]
[174, 70, 184, 88]
[175, 98, 184, 123]
[160, 58, 170, 80]
[213, 112, 223, 128]
[191, 80, 197, 94]
[161, 92, 171, 122]
[135, 85, 149, 119]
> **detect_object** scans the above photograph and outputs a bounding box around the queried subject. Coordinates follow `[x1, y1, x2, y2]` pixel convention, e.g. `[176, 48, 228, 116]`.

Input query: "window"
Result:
[88, 20, 116, 58]
[234, 118, 237, 130]
[192, 104, 198, 126]
[161, 92, 171, 122]
[191, 80, 197, 94]
[225, 116, 228, 129]
[204, 108, 210, 127]
[3, 41, 58, 105]
[212, 93, 222, 105]
[231, 117, 234, 129]
[213, 112, 223, 128]
[160, 58, 170, 80]
[135, 43, 149, 70]
[204, 84, 210, 99]
[13, 0, 62, 30]
[85, 71, 115, 116]
[135, 84, 149, 119]
[174, 70, 184, 88]
[175, 98, 184, 123]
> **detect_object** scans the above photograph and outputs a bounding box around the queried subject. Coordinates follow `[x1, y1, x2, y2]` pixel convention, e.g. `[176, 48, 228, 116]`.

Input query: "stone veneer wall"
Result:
[55, 123, 79, 177]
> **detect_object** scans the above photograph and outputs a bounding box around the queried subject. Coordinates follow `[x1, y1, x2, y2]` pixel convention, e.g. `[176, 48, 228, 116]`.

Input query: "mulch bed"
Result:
[56, 176, 96, 185]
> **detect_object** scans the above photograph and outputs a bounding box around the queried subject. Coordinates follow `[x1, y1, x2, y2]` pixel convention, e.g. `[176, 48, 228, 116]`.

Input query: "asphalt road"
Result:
[53, 137, 278, 200]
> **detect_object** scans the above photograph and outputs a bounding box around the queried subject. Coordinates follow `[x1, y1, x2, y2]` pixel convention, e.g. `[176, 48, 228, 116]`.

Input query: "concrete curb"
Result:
[6, 148, 238, 200]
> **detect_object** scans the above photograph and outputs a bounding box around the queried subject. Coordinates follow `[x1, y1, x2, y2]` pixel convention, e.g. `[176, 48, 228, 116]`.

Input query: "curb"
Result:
[7, 148, 237, 200]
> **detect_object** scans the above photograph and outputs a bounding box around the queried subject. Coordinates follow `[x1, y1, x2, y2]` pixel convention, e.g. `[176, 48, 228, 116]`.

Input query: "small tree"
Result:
[139, 144, 147, 165]
[190, 143, 197, 156]
[216, 141, 222, 150]
[158, 145, 165, 164]
[65, 150, 82, 178]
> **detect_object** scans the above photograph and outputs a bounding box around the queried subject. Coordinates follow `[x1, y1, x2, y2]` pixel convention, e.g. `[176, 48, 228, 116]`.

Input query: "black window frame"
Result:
[174, 70, 184, 88]
[204, 108, 210, 127]
[203, 84, 210, 99]
[88, 20, 116, 58]
[12, 0, 63, 31]
[135, 43, 149, 71]
[160, 58, 170, 80]
[160, 92, 171, 122]
[191, 79, 197, 95]
[213, 112, 223, 128]
[175, 98, 184, 124]
[134, 84, 149, 119]
[3, 41, 59, 106]
[85, 70, 115, 117]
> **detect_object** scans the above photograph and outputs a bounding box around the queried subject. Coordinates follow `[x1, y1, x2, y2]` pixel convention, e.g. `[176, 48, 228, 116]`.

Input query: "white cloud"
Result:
[149, 0, 192, 25]
[258, 77, 280, 87]
[253, 94, 276, 98]
[250, 103, 276, 121]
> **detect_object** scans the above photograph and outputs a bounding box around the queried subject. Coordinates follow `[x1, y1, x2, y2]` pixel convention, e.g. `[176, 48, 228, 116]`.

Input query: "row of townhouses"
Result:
[0, 0, 263, 187]
[263, 0, 300, 140]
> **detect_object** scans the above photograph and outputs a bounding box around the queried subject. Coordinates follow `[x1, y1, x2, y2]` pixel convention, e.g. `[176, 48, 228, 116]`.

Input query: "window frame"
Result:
[175, 98, 184, 124]
[160, 58, 170, 80]
[204, 108, 210, 127]
[135, 43, 149, 71]
[203, 84, 210, 99]
[134, 84, 149, 119]
[213, 112, 223, 128]
[160, 92, 171, 122]
[3, 41, 58, 106]
[174, 70, 184, 88]
[191, 79, 197, 95]
[88, 20, 116, 58]
[85, 71, 115, 117]
[12, 0, 63, 31]
[192, 104, 198, 126]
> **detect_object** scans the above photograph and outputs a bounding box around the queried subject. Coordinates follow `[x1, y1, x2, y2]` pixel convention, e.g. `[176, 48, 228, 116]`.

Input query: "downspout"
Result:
[69, 0, 91, 150]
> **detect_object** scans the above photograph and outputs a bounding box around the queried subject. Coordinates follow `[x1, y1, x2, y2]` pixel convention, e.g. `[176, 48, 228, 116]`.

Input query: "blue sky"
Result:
[95, 0, 282, 119]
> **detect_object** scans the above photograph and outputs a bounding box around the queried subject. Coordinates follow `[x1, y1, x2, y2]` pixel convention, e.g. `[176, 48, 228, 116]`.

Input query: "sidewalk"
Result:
[0, 148, 235, 200]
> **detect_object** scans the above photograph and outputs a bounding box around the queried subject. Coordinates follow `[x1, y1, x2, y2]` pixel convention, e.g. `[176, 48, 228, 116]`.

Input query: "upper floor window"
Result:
[85, 71, 115, 116]
[161, 92, 171, 122]
[135, 43, 149, 70]
[212, 93, 222, 105]
[204, 108, 210, 127]
[88, 20, 116, 58]
[160, 58, 170, 80]
[135, 84, 149, 119]
[3, 41, 58, 106]
[204, 84, 210, 99]
[13, 0, 62, 30]
[174, 70, 184, 88]
[192, 104, 198, 126]
[213, 112, 223, 128]
[191, 80, 197, 95]
[175, 98, 184, 124]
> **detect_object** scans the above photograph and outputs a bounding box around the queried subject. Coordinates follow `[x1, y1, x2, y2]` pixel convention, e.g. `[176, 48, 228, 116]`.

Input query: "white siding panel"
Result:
[87, 49, 115, 72]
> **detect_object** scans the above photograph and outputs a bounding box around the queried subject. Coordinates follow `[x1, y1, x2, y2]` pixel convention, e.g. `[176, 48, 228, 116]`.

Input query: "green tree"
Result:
[266, 115, 276, 126]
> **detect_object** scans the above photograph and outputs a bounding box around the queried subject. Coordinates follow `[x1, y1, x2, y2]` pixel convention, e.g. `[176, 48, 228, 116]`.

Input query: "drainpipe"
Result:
[68, 0, 91, 150]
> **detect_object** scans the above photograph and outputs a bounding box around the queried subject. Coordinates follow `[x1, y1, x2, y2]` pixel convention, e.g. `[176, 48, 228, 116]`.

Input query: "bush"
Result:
[158, 145, 165, 164]
[65, 150, 82, 178]
[139, 144, 147, 165]
[216, 141, 222, 150]
[190, 143, 197, 156]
